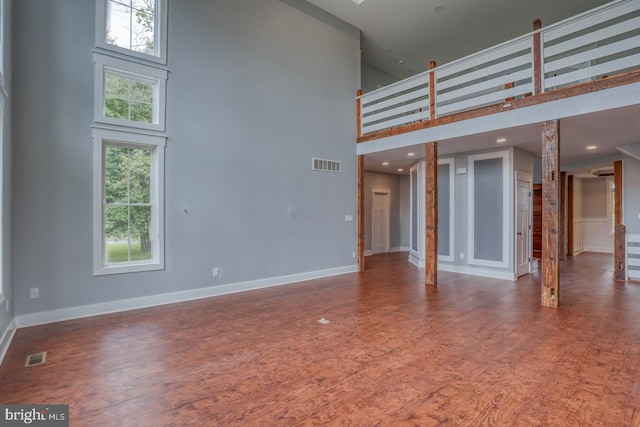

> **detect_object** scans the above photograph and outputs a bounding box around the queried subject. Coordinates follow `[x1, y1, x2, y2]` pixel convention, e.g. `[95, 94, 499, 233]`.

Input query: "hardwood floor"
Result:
[2, 252, 640, 426]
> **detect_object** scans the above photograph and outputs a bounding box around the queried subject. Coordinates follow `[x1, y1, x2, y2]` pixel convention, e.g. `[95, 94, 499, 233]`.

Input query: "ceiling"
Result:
[306, 0, 612, 79]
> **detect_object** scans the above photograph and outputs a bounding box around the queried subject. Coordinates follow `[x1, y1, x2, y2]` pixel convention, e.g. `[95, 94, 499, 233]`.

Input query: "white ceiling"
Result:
[306, 0, 612, 78]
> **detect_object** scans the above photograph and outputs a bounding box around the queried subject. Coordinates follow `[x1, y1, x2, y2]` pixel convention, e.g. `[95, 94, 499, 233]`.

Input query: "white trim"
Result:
[0, 0, 4, 92]
[468, 151, 510, 269]
[364, 250, 374, 256]
[93, 52, 168, 132]
[92, 128, 166, 276]
[583, 246, 614, 254]
[95, 0, 168, 65]
[408, 252, 422, 268]
[438, 263, 516, 281]
[390, 246, 410, 253]
[0, 317, 16, 366]
[14, 265, 358, 328]
[438, 158, 455, 262]
[514, 172, 533, 278]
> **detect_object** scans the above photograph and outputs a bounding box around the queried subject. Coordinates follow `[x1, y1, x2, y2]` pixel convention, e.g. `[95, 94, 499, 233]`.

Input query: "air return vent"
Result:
[313, 158, 341, 173]
[25, 352, 47, 367]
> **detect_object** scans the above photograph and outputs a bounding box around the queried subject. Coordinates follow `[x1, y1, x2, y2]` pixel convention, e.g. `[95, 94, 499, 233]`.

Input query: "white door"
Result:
[372, 189, 390, 254]
[516, 179, 532, 277]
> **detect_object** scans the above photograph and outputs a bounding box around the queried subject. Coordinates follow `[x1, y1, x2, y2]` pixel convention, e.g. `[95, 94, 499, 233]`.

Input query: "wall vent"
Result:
[25, 352, 47, 367]
[313, 158, 341, 173]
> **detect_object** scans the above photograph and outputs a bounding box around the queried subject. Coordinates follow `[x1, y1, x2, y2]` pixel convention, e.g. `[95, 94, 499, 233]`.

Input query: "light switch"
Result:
[345, 215, 354, 222]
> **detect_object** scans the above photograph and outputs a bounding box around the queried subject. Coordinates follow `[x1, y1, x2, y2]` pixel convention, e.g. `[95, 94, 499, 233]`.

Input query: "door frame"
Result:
[371, 187, 391, 254]
[515, 172, 533, 277]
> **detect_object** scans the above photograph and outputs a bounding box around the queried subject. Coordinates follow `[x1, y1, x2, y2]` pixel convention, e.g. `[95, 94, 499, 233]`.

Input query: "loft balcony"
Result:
[356, 0, 640, 150]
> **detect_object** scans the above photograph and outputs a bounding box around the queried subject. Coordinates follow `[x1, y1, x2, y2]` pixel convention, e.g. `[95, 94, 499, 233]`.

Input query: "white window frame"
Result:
[438, 158, 455, 263]
[93, 127, 165, 275]
[0, 93, 4, 305]
[468, 150, 510, 269]
[0, 0, 5, 92]
[95, 0, 168, 65]
[94, 53, 167, 132]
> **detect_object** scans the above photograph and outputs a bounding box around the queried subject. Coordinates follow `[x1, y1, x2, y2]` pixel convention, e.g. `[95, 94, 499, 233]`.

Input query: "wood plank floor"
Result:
[2, 252, 640, 426]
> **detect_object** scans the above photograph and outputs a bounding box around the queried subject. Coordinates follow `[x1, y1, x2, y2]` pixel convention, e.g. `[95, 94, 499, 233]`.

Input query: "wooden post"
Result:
[567, 175, 574, 256]
[429, 61, 436, 121]
[425, 142, 438, 285]
[614, 160, 623, 225]
[356, 89, 363, 138]
[615, 224, 626, 281]
[560, 171, 566, 260]
[533, 19, 543, 95]
[541, 120, 560, 308]
[614, 160, 624, 280]
[357, 155, 365, 272]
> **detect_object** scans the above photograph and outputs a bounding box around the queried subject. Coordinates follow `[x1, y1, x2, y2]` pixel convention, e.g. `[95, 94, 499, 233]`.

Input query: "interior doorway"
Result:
[372, 188, 391, 254]
[516, 175, 533, 277]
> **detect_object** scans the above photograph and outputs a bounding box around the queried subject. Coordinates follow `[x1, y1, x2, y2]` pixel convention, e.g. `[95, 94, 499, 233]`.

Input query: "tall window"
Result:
[96, 0, 168, 64]
[93, 128, 165, 275]
[94, 54, 167, 131]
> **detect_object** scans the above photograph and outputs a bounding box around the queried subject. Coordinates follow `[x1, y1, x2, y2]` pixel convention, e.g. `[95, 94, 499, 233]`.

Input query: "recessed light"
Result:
[496, 138, 507, 143]
[352, 0, 365, 4]
[408, 152, 415, 157]
[398, 59, 404, 64]
[382, 162, 389, 166]
[586, 145, 597, 150]
[397, 168, 404, 172]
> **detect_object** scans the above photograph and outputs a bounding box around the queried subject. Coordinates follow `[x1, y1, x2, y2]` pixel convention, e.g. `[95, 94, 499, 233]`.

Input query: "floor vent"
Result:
[313, 158, 341, 173]
[25, 352, 47, 367]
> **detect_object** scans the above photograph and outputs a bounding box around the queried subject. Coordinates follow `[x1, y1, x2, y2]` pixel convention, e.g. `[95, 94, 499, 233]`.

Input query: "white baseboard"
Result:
[15, 265, 358, 329]
[0, 318, 16, 366]
[583, 246, 614, 254]
[390, 246, 410, 253]
[438, 264, 516, 281]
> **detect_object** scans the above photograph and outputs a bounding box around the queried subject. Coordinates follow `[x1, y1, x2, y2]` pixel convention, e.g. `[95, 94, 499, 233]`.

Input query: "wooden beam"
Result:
[425, 142, 438, 286]
[533, 19, 542, 95]
[541, 120, 560, 308]
[356, 89, 363, 138]
[357, 155, 365, 272]
[567, 175, 574, 256]
[614, 160, 623, 225]
[614, 160, 624, 281]
[429, 61, 436, 121]
[560, 171, 566, 260]
[615, 224, 626, 281]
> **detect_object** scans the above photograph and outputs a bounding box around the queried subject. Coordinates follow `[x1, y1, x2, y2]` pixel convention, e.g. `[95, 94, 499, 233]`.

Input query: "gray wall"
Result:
[582, 178, 607, 218]
[12, 0, 360, 315]
[361, 63, 399, 94]
[364, 171, 405, 252]
[0, 0, 12, 334]
[624, 155, 640, 234]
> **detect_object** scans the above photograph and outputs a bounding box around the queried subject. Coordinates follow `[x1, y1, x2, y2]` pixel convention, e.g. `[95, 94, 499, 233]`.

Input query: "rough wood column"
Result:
[425, 142, 438, 285]
[357, 155, 365, 272]
[429, 61, 436, 121]
[567, 175, 574, 256]
[533, 19, 543, 95]
[560, 171, 567, 260]
[614, 160, 624, 280]
[542, 120, 560, 308]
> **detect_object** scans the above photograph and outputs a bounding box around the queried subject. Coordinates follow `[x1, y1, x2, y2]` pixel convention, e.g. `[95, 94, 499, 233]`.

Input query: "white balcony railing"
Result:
[358, 0, 640, 137]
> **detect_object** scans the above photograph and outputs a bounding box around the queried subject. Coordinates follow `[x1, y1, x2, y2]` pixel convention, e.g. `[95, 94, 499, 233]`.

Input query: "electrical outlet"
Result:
[212, 268, 220, 278]
[352, 252, 356, 258]
[345, 215, 354, 222]
[30, 288, 40, 299]
[460, 252, 465, 260]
